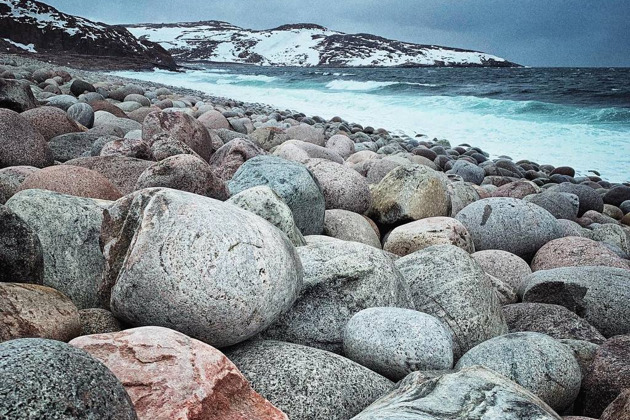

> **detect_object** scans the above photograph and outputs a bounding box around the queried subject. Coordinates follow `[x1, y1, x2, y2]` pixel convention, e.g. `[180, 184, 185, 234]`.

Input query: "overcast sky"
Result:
[46, 0, 630, 67]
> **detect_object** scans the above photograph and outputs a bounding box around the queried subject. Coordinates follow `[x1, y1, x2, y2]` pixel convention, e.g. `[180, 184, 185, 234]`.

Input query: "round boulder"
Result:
[100, 188, 303, 348]
[455, 332, 582, 412]
[64, 155, 152, 195]
[447, 160, 484, 185]
[304, 158, 372, 214]
[0, 338, 137, 419]
[531, 236, 630, 271]
[550, 183, 604, 216]
[456, 197, 563, 260]
[395, 245, 507, 359]
[67, 102, 95, 128]
[0, 204, 44, 284]
[323, 209, 381, 248]
[343, 307, 453, 381]
[471, 249, 532, 291]
[226, 340, 393, 420]
[18, 165, 122, 201]
[229, 156, 325, 235]
[78, 308, 122, 335]
[369, 164, 451, 225]
[326, 134, 355, 159]
[383, 216, 474, 257]
[197, 109, 230, 130]
[208, 137, 266, 181]
[21, 106, 81, 141]
[523, 191, 580, 220]
[135, 154, 228, 200]
[604, 185, 630, 207]
[0, 109, 53, 168]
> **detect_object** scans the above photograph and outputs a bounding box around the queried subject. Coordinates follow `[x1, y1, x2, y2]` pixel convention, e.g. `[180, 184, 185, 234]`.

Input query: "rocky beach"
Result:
[1, 51, 630, 420]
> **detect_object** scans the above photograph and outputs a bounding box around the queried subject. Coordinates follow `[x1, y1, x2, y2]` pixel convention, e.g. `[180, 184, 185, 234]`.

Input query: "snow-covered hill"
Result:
[0, 0, 176, 69]
[127, 21, 517, 67]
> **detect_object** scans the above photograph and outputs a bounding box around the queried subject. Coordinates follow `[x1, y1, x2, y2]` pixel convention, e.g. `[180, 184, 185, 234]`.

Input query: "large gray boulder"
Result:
[519, 266, 630, 338]
[395, 245, 507, 359]
[226, 340, 393, 420]
[369, 164, 451, 225]
[323, 209, 381, 248]
[0, 78, 37, 112]
[100, 188, 302, 348]
[6, 189, 109, 309]
[351, 366, 561, 420]
[229, 155, 326, 235]
[446, 160, 485, 185]
[472, 249, 532, 291]
[456, 197, 563, 260]
[549, 182, 604, 216]
[343, 307, 454, 381]
[262, 240, 414, 353]
[455, 332, 581, 412]
[0, 338, 137, 419]
[228, 185, 306, 247]
[0, 109, 53, 169]
[0, 204, 44, 284]
[524, 191, 580, 220]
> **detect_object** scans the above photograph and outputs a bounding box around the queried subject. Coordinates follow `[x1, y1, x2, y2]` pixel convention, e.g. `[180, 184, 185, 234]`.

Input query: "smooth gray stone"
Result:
[455, 332, 581, 412]
[262, 240, 414, 353]
[519, 266, 630, 338]
[323, 209, 381, 248]
[229, 155, 326, 235]
[343, 307, 453, 381]
[67, 102, 95, 128]
[446, 159, 485, 185]
[524, 191, 580, 220]
[6, 189, 109, 309]
[351, 366, 561, 420]
[226, 340, 394, 420]
[0, 338, 137, 419]
[549, 182, 604, 216]
[101, 188, 302, 348]
[395, 245, 507, 359]
[48, 132, 101, 162]
[456, 197, 563, 260]
[559, 338, 600, 379]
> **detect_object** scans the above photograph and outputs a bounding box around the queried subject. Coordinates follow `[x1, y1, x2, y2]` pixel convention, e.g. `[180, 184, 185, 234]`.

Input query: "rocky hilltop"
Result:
[126, 20, 518, 67]
[0, 0, 176, 70]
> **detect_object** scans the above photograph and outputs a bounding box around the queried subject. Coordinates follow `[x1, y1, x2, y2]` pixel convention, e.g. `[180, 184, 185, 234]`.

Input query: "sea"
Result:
[113, 66, 630, 182]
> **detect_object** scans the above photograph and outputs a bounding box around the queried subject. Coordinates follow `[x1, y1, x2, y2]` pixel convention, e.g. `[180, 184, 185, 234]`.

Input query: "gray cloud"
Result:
[45, 0, 630, 66]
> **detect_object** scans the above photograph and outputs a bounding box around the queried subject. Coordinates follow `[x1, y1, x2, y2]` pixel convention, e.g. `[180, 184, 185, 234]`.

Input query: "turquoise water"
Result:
[114, 66, 630, 182]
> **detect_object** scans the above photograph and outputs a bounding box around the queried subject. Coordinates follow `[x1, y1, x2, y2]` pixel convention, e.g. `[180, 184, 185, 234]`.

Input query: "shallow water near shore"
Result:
[113, 66, 630, 182]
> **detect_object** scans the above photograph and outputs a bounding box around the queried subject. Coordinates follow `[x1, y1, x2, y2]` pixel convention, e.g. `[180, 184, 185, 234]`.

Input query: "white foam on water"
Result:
[114, 69, 630, 182]
[325, 80, 398, 91]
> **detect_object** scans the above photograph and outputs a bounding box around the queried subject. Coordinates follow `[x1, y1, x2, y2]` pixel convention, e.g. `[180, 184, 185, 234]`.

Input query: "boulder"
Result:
[65, 156, 152, 195]
[45, 94, 78, 111]
[531, 236, 629, 271]
[0, 283, 81, 343]
[100, 188, 302, 348]
[228, 186, 306, 247]
[71, 327, 287, 420]
[471, 249, 532, 291]
[446, 160, 485, 185]
[0, 204, 44, 284]
[143, 111, 216, 161]
[492, 180, 539, 199]
[0, 109, 53, 168]
[456, 197, 563, 260]
[369, 164, 451, 225]
[99, 138, 153, 160]
[343, 307, 453, 381]
[323, 209, 381, 248]
[6, 189, 109, 309]
[560, 339, 600, 380]
[351, 366, 561, 420]
[0, 166, 39, 204]
[524, 191, 580, 220]
[274, 140, 344, 164]
[70, 79, 95, 96]
[589, 223, 630, 256]
[503, 303, 605, 344]
[48, 132, 101, 162]
[520, 266, 630, 337]
[285, 124, 325, 146]
[326, 134, 355, 159]
[198, 110, 231, 130]
[0, 338, 137, 419]
[604, 185, 630, 207]
[383, 217, 474, 257]
[67, 102, 95, 128]
[550, 183, 604, 216]
[135, 154, 228, 200]
[249, 127, 290, 151]
[79, 308, 122, 335]
[0, 78, 37, 112]
[304, 158, 372, 213]
[448, 181, 481, 216]
[455, 332, 581, 412]
[208, 138, 266, 180]
[601, 388, 630, 420]
[21, 106, 81, 141]
[18, 164, 122, 201]
[576, 335, 630, 418]
[395, 245, 507, 358]
[226, 340, 393, 420]
[229, 156, 325, 235]
[262, 240, 414, 353]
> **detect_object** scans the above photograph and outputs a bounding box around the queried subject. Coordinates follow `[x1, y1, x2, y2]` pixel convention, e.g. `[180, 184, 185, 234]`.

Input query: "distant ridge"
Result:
[127, 20, 519, 68]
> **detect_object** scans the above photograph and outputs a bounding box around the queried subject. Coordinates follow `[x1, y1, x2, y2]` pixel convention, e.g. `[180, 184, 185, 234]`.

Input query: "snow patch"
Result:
[3, 37, 37, 52]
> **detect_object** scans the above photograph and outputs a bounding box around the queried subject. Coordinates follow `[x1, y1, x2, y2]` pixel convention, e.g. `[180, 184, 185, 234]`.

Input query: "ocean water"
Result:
[113, 66, 630, 182]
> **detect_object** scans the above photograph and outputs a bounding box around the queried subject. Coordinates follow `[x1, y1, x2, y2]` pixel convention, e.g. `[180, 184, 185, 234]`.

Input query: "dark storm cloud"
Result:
[45, 0, 630, 66]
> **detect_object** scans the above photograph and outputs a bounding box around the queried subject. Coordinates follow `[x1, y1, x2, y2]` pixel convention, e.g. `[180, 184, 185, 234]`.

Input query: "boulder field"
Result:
[0, 56, 629, 419]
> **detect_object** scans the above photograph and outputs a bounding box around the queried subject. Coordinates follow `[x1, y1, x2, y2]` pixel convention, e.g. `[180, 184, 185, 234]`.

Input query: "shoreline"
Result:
[1, 53, 627, 185]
